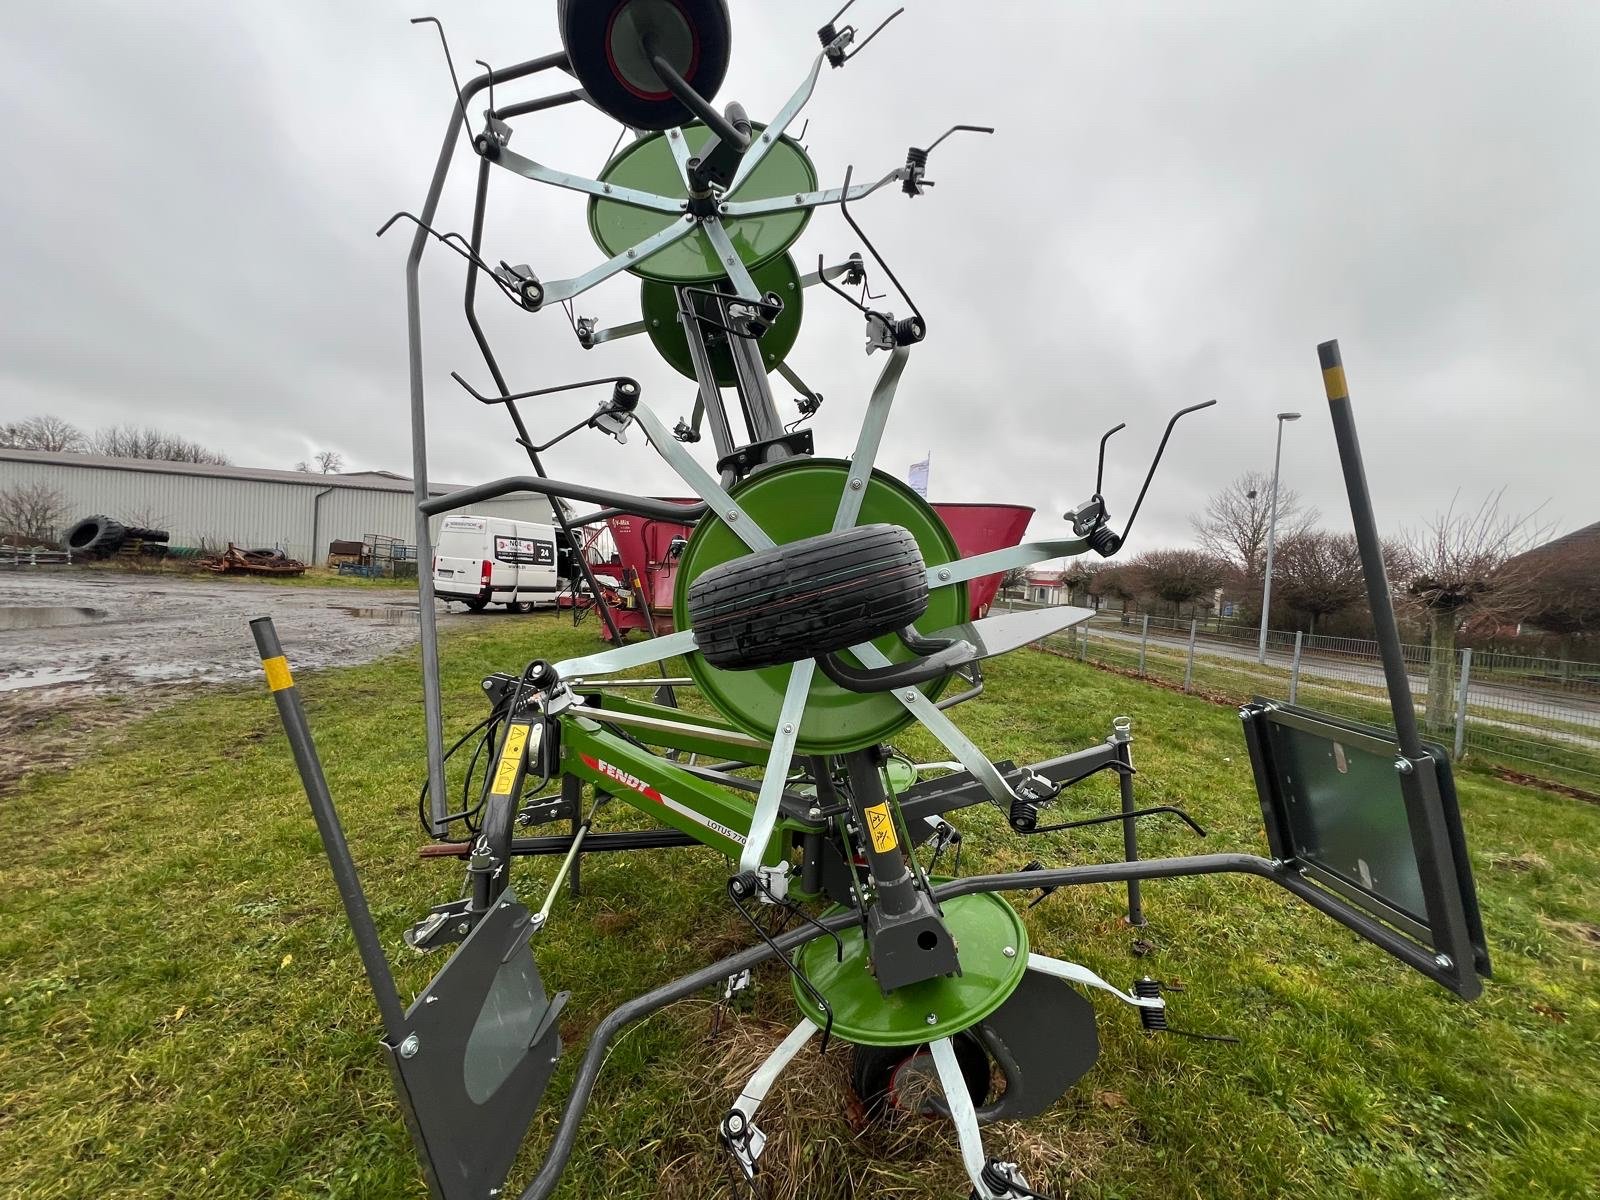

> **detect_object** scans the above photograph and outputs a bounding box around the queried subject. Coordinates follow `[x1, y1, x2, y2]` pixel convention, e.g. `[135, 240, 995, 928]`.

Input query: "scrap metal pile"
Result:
[254, 5, 1490, 1198]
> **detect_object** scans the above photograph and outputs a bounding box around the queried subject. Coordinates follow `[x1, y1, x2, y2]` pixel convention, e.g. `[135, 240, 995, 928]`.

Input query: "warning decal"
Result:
[863, 803, 898, 853]
[491, 724, 530, 796]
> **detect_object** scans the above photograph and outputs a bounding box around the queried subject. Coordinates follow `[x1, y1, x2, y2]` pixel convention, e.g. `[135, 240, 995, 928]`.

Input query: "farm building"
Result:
[0, 448, 553, 564]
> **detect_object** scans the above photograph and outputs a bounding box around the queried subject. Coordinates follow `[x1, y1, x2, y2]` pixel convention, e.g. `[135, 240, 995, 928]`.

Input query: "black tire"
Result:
[124, 526, 170, 543]
[850, 1032, 991, 1121]
[508, 600, 535, 614]
[685, 523, 928, 671]
[64, 515, 126, 558]
[559, 0, 732, 132]
[464, 597, 488, 613]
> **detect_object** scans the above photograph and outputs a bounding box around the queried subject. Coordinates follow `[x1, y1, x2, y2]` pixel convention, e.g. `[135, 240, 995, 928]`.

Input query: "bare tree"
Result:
[1062, 560, 1102, 606]
[1400, 490, 1550, 730]
[294, 460, 312, 473]
[1272, 530, 1365, 635]
[1131, 549, 1226, 618]
[0, 483, 70, 546]
[1091, 564, 1144, 626]
[313, 450, 345, 474]
[999, 566, 1028, 592]
[0, 415, 87, 452]
[1191, 470, 1317, 578]
[90, 425, 229, 465]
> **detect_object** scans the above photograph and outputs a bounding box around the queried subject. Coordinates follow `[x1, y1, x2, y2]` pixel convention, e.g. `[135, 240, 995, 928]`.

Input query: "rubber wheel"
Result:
[558, 0, 732, 131]
[509, 600, 535, 614]
[850, 1032, 991, 1120]
[464, 597, 488, 613]
[685, 523, 928, 671]
[64, 515, 126, 558]
[124, 526, 170, 543]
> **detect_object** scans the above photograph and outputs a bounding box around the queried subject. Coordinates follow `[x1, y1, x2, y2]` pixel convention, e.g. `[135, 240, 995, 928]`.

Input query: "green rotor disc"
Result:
[793, 891, 1029, 1046]
[641, 252, 804, 386]
[589, 122, 818, 284]
[672, 459, 968, 756]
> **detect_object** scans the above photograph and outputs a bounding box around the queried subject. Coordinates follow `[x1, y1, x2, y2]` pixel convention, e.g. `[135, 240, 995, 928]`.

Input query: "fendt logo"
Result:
[584, 754, 657, 800]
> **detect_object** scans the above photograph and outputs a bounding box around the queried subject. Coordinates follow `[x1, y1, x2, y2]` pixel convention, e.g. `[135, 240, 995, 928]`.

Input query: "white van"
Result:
[432, 514, 563, 612]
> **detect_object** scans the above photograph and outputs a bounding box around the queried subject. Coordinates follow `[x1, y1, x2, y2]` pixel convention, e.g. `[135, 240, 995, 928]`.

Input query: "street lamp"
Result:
[1256, 411, 1302, 664]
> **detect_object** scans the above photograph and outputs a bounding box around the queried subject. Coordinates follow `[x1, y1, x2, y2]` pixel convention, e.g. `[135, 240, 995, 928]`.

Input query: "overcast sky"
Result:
[2, 2, 1595, 553]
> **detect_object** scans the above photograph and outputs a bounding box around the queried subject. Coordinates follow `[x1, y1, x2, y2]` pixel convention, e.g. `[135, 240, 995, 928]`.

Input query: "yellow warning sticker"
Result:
[261, 655, 293, 692]
[863, 803, 898, 854]
[490, 724, 530, 796]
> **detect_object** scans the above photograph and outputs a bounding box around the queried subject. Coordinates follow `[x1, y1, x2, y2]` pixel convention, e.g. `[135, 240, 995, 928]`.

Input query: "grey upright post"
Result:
[1289, 631, 1304, 704]
[1453, 647, 1473, 761]
[1111, 717, 1145, 927]
[1319, 340, 1426, 760]
[404, 85, 469, 835]
[1183, 619, 1198, 692]
[250, 618, 407, 1041]
[1138, 613, 1149, 676]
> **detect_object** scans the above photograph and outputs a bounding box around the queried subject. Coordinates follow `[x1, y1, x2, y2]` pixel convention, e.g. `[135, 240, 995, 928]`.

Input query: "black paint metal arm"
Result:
[421, 476, 710, 522]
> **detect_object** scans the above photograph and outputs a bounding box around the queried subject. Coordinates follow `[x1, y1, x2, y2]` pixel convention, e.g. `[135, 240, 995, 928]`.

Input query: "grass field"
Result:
[3, 615, 1598, 1199]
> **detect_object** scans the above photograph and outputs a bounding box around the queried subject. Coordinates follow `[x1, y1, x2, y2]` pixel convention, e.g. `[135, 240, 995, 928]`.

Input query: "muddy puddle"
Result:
[0, 606, 109, 631]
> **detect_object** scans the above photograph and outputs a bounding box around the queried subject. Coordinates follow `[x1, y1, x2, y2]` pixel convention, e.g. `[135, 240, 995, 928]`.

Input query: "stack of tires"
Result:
[64, 516, 171, 561]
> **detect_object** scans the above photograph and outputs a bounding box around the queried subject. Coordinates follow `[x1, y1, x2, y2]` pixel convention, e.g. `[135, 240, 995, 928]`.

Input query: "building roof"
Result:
[1511, 520, 1600, 564]
[0, 447, 472, 496]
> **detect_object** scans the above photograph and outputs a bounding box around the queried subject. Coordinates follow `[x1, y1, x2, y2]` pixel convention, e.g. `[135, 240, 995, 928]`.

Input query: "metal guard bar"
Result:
[419, 476, 710, 522]
[509, 849, 1448, 1199]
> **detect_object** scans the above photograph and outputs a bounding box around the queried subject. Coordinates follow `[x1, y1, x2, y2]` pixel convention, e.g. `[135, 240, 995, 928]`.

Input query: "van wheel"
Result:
[464, 597, 488, 613]
[510, 601, 535, 614]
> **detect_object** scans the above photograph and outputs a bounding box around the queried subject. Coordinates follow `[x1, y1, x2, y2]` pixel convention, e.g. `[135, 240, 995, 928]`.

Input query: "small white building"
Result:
[0, 448, 552, 564]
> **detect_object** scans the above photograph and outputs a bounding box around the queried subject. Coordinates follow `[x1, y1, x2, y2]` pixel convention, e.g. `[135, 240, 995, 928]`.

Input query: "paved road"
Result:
[1080, 620, 1600, 752]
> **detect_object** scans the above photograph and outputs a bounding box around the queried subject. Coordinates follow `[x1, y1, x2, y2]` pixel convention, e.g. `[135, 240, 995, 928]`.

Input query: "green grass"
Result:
[3, 616, 1598, 1199]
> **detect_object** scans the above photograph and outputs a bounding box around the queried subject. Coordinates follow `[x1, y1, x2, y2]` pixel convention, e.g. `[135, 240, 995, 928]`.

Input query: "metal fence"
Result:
[1029, 605, 1600, 788]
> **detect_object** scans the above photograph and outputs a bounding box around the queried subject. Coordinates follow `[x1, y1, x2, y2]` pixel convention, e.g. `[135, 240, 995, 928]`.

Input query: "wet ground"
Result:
[0, 570, 458, 791]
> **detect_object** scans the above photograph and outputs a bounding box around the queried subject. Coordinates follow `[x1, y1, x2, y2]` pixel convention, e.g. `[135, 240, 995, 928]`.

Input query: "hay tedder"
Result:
[253, 5, 1489, 1197]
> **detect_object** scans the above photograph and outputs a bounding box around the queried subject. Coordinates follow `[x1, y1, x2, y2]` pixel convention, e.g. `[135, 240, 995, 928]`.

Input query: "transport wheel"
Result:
[464, 597, 488, 613]
[64, 515, 126, 558]
[510, 601, 535, 614]
[558, 0, 732, 131]
[684, 523, 927, 671]
[850, 1031, 991, 1121]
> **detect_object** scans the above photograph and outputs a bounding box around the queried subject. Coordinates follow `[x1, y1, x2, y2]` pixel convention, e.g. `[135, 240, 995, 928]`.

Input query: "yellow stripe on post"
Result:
[1322, 364, 1348, 401]
[261, 655, 294, 692]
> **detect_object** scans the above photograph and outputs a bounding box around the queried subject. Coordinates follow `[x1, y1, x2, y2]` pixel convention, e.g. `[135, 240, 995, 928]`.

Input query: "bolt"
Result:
[937, 568, 951, 581]
[1395, 757, 1414, 775]
[1002, 945, 1016, 958]
[808, 807, 822, 819]
[670, 129, 679, 138]
[627, 248, 636, 259]
[1434, 953, 1454, 970]
[457, 921, 470, 935]
[762, 133, 771, 143]
[602, 184, 612, 194]
[782, 723, 794, 735]
[925, 1013, 937, 1025]
[683, 213, 694, 221]
[849, 478, 863, 490]
[399, 1034, 420, 1059]
[902, 691, 918, 702]
[719, 203, 729, 213]
[794, 194, 803, 203]
[651, 319, 660, 327]
[728, 511, 740, 521]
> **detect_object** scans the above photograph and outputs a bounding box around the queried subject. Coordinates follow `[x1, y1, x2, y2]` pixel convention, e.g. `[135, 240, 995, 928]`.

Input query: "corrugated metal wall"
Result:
[3, 457, 553, 563]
